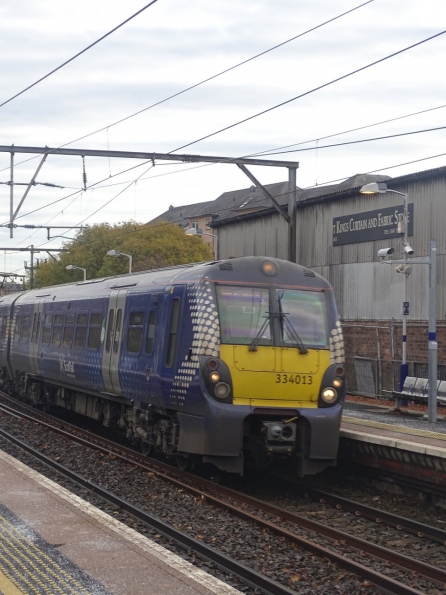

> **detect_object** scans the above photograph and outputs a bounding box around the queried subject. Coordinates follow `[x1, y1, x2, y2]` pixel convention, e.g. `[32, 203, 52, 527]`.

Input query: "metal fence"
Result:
[345, 356, 446, 398]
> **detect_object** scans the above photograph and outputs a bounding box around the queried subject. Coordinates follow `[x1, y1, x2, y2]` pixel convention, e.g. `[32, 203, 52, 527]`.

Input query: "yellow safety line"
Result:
[0, 565, 26, 595]
[0, 514, 89, 595]
[342, 416, 446, 442]
[0, 530, 72, 595]
[0, 553, 40, 595]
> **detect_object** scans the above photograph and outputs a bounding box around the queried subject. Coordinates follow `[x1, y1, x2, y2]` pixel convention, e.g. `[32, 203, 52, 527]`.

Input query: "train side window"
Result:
[74, 312, 88, 348]
[35, 312, 41, 344]
[14, 316, 22, 343]
[87, 312, 103, 350]
[30, 312, 42, 345]
[166, 298, 180, 368]
[21, 315, 31, 343]
[145, 310, 157, 355]
[126, 311, 144, 354]
[0, 316, 6, 340]
[63, 312, 74, 348]
[31, 313, 37, 344]
[105, 310, 114, 353]
[113, 309, 122, 354]
[42, 314, 52, 344]
[52, 313, 63, 347]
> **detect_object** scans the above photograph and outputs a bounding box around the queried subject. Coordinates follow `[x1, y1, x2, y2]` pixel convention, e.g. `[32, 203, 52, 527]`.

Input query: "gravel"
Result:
[1, 406, 444, 594]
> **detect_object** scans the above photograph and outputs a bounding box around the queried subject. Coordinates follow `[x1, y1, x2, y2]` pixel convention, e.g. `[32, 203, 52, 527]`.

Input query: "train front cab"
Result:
[200, 276, 345, 477]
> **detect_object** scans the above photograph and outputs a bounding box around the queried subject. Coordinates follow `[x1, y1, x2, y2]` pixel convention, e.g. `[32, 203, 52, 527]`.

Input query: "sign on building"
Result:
[332, 203, 414, 246]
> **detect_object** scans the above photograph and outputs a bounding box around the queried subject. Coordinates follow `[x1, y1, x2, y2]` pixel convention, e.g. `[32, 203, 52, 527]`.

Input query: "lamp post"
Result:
[65, 264, 87, 281]
[106, 250, 132, 274]
[360, 182, 411, 403]
[374, 242, 437, 423]
[185, 228, 217, 259]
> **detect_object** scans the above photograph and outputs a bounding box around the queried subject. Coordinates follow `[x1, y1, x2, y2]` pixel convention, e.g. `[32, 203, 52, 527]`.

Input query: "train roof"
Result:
[5, 257, 331, 306]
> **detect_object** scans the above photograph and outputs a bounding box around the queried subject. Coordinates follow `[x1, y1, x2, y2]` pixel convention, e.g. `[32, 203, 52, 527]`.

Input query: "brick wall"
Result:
[342, 320, 446, 363]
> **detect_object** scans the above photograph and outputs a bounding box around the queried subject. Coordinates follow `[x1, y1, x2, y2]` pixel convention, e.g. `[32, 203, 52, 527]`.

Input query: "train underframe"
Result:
[2, 368, 337, 476]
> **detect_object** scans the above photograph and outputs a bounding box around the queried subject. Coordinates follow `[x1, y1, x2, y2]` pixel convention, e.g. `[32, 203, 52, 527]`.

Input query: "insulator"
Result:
[82, 156, 87, 191]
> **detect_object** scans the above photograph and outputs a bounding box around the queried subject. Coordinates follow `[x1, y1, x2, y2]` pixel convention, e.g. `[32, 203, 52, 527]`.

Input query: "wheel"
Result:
[140, 441, 152, 456]
[175, 454, 190, 471]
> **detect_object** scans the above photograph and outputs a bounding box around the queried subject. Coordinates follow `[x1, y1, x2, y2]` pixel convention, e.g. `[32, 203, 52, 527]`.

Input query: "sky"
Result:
[0, 0, 445, 275]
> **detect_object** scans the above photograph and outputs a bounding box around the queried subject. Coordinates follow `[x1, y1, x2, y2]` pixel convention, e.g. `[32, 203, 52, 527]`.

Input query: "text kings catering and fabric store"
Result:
[332, 204, 414, 246]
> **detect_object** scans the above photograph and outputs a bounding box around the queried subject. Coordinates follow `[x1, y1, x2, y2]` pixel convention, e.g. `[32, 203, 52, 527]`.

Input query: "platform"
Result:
[0, 448, 241, 595]
[340, 400, 446, 488]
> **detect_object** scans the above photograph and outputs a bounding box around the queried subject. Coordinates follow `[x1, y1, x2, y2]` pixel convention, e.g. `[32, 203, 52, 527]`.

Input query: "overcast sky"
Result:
[0, 0, 445, 274]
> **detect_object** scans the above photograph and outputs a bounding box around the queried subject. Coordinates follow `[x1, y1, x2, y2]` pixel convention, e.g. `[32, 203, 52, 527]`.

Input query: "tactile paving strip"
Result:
[0, 503, 110, 595]
[343, 415, 446, 441]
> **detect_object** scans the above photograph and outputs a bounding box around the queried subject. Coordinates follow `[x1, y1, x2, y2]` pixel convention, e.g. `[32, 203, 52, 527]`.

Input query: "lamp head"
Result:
[360, 182, 388, 195]
[106, 250, 121, 256]
[66, 265, 77, 271]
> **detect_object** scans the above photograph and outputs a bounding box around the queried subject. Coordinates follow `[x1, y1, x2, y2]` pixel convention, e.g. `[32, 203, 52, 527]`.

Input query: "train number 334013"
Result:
[275, 374, 313, 385]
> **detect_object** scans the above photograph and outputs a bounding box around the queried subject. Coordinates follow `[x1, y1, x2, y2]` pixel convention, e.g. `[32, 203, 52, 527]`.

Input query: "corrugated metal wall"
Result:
[217, 213, 288, 260]
[217, 175, 446, 320]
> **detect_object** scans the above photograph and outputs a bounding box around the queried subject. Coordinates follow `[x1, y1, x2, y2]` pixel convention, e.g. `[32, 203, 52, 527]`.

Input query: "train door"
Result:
[29, 299, 44, 375]
[102, 289, 127, 394]
[161, 285, 185, 395]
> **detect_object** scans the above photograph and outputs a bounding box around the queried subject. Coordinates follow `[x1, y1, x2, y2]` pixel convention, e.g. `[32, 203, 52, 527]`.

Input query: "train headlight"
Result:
[332, 378, 343, 389]
[206, 358, 219, 370]
[209, 371, 221, 383]
[321, 388, 338, 404]
[214, 382, 230, 399]
[335, 365, 345, 377]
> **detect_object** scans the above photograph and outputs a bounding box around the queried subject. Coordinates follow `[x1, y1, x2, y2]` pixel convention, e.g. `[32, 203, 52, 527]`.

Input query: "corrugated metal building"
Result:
[212, 166, 446, 395]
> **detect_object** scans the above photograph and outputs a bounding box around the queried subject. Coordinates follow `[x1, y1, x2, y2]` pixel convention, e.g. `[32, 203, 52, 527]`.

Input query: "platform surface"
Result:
[341, 400, 446, 457]
[0, 448, 241, 595]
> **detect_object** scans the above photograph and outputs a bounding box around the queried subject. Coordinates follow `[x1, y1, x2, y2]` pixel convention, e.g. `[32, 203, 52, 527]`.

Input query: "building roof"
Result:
[149, 200, 215, 228]
[148, 163, 446, 230]
[210, 173, 392, 227]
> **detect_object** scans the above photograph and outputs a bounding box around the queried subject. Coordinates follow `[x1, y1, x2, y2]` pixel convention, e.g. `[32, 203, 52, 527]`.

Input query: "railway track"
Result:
[0, 394, 445, 595]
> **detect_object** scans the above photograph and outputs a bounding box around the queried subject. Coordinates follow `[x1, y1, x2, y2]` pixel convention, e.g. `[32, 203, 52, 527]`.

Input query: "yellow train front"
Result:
[186, 256, 345, 477]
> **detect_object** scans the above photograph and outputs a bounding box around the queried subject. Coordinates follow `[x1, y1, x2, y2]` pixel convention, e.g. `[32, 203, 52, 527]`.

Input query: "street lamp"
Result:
[106, 250, 132, 274]
[360, 182, 411, 401]
[185, 228, 217, 258]
[66, 264, 87, 281]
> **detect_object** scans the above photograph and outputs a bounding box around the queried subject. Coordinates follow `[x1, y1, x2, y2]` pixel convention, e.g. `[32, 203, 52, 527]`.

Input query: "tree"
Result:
[33, 221, 214, 288]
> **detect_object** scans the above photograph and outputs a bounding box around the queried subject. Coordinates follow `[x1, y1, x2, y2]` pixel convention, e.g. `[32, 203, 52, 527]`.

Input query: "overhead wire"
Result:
[8, 118, 446, 249]
[0, 0, 374, 174]
[26, 147, 446, 254]
[6, 14, 446, 260]
[249, 103, 446, 157]
[3, 1, 377, 248]
[256, 125, 446, 155]
[169, 29, 446, 153]
[68, 119, 446, 191]
[0, 0, 160, 109]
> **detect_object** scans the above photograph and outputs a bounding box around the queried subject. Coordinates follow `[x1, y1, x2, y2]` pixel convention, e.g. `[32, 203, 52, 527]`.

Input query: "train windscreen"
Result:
[216, 286, 271, 345]
[277, 289, 328, 348]
[216, 285, 328, 348]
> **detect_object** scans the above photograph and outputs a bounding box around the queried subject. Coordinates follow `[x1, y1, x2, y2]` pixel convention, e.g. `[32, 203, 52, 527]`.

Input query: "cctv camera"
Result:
[378, 248, 394, 258]
[404, 245, 414, 255]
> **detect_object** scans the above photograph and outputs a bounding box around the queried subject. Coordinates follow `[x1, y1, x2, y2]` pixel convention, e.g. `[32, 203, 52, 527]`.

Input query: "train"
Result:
[0, 256, 345, 476]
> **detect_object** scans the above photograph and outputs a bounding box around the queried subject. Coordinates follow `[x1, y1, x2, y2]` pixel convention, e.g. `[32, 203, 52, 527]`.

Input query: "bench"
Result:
[383, 376, 446, 405]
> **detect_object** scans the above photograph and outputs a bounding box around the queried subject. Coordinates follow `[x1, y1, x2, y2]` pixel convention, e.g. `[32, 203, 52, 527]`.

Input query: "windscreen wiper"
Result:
[249, 312, 272, 352]
[280, 312, 308, 355]
[277, 292, 308, 355]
